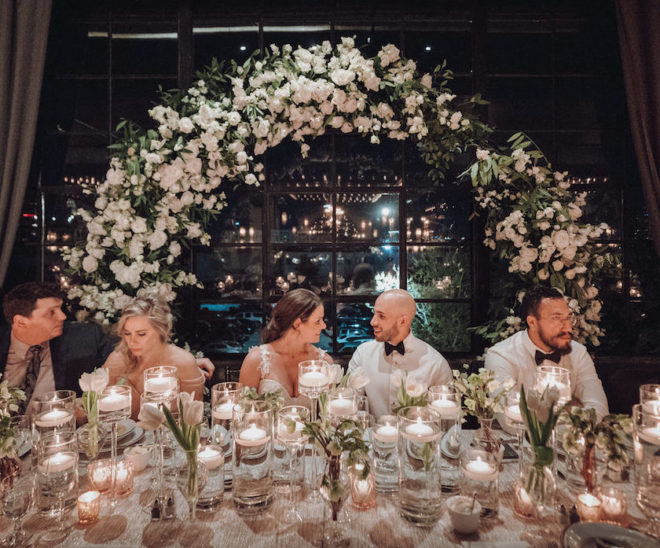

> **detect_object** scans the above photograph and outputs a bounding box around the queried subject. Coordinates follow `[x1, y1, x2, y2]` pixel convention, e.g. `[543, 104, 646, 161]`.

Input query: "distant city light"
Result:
[240, 45, 247, 51]
[425, 46, 431, 51]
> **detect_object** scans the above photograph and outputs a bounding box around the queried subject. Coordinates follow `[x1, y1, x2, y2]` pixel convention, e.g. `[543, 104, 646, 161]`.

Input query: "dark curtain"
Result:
[616, 0, 660, 258]
[0, 0, 52, 286]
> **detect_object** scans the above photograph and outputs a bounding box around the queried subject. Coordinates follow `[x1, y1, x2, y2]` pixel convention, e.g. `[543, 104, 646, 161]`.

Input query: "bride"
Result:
[239, 288, 332, 400]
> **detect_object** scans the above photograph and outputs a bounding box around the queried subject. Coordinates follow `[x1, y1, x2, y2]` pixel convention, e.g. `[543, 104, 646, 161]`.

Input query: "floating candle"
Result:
[39, 451, 76, 474]
[277, 420, 305, 442]
[430, 398, 460, 417]
[299, 370, 329, 387]
[213, 401, 235, 420]
[638, 426, 660, 444]
[404, 419, 436, 441]
[144, 376, 177, 394]
[99, 392, 130, 412]
[198, 445, 224, 470]
[327, 396, 356, 417]
[237, 424, 268, 446]
[373, 424, 398, 443]
[463, 457, 497, 482]
[34, 408, 72, 428]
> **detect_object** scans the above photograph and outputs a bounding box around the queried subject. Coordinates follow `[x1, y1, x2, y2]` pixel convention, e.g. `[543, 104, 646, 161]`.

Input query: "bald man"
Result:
[348, 289, 452, 419]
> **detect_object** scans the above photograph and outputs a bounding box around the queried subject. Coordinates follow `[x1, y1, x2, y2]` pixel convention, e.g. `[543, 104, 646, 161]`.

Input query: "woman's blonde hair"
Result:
[116, 293, 173, 372]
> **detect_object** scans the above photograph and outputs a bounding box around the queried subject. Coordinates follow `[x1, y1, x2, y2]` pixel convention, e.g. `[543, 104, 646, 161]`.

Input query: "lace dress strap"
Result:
[258, 345, 272, 378]
[315, 346, 326, 360]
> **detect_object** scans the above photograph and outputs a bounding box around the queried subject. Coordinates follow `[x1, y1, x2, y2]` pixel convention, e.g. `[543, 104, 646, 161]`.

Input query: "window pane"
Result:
[198, 302, 263, 355]
[270, 193, 331, 243]
[337, 193, 399, 242]
[579, 187, 621, 239]
[112, 79, 177, 129]
[555, 32, 589, 74]
[556, 131, 611, 172]
[408, 246, 470, 298]
[338, 246, 400, 295]
[557, 77, 599, 130]
[412, 302, 470, 352]
[194, 27, 260, 71]
[406, 186, 471, 243]
[336, 303, 373, 353]
[195, 247, 262, 299]
[405, 31, 471, 74]
[111, 29, 177, 74]
[206, 190, 263, 242]
[488, 33, 552, 74]
[269, 250, 332, 297]
[336, 135, 402, 187]
[488, 77, 553, 129]
[266, 136, 332, 189]
[629, 240, 660, 301]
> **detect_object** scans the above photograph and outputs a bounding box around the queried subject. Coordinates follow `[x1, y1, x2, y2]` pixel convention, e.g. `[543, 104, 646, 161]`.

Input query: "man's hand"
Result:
[196, 357, 215, 379]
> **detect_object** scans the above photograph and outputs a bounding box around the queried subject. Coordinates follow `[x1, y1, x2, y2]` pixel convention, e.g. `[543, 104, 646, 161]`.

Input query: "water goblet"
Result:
[504, 389, 526, 476]
[1, 475, 33, 547]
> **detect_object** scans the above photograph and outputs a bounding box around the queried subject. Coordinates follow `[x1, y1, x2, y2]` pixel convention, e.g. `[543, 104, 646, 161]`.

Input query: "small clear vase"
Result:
[320, 454, 349, 545]
[473, 417, 502, 462]
[176, 449, 207, 521]
[514, 447, 556, 519]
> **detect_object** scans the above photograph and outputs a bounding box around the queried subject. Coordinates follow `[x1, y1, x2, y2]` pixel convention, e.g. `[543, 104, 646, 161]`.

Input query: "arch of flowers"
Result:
[63, 37, 616, 347]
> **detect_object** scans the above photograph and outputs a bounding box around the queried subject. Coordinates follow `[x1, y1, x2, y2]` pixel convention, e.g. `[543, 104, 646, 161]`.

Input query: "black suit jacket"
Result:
[0, 321, 118, 396]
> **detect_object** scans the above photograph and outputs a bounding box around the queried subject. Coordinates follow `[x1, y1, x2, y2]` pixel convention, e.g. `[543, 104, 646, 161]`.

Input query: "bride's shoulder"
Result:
[312, 345, 333, 363]
[166, 344, 196, 367]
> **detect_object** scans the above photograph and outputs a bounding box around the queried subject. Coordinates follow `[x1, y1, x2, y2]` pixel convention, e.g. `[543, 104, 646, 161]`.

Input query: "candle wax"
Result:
[144, 376, 177, 393]
[99, 392, 130, 412]
[34, 408, 72, 427]
[299, 371, 328, 387]
[213, 402, 234, 420]
[198, 446, 224, 470]
[374, 424, 398, 443]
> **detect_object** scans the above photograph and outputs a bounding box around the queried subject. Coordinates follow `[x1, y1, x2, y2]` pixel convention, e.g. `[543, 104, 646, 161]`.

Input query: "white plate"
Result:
[563, 522, 658, 548]
[116, 419, 136, 439]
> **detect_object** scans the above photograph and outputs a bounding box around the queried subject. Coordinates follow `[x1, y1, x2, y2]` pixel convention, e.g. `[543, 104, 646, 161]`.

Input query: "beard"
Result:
[373, 324, 399, 343]
[537, 326, 572, 353]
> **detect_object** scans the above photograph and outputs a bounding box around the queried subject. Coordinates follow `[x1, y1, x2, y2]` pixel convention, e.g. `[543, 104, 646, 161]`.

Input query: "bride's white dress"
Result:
[256, 344, 325, 408]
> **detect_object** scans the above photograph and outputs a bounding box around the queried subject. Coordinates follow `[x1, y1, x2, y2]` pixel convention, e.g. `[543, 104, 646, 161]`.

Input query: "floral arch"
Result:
[63, 37, 615, 347]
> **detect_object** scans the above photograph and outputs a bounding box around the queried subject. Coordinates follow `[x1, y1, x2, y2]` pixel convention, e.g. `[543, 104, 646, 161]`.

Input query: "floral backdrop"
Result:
[62, 37, 617, 348]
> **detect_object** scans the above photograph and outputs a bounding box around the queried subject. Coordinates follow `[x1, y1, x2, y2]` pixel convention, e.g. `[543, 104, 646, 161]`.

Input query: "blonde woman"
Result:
[103, 294, 205, 419]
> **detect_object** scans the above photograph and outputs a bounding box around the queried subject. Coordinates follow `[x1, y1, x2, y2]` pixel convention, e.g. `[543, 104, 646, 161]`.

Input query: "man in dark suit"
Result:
[1, 282, 116, 412]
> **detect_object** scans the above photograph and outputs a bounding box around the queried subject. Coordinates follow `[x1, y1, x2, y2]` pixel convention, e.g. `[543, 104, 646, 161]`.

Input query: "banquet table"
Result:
[4, 431, 652, 548]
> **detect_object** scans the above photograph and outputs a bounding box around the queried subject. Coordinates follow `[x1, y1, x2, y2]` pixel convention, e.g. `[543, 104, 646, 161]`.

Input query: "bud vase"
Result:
[320, 454, 349, 545]
[513, 446, 556, 518]
[473, 417, 502, 461]
[176, 449, 207, 521]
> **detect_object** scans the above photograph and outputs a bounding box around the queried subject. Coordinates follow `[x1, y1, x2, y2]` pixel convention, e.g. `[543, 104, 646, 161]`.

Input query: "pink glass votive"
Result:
[114, 460, 134, 496]
[88, 458, 113, 493]
[350, 465, 376, 510]
[77, 491, 100, 524]
[597, 486, 627, 524]
[576, 492, 602, 522]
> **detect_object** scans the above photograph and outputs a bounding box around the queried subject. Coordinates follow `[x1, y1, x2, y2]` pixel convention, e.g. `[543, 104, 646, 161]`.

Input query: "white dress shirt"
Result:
[348, 332, 452, 419]
[484, 330, 609, 420]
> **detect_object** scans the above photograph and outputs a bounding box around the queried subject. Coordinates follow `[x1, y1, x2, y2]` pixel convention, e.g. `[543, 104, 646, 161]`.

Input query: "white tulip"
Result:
[180, 392, 204, 426]
[137, 402, 165, 431]
[79, 368, 109, 394]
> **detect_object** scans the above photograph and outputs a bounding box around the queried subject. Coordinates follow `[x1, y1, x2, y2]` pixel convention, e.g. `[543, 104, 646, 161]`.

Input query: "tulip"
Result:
[137, 402, 164, 431]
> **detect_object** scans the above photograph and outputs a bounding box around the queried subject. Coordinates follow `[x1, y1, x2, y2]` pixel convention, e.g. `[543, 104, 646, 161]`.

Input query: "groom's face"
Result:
[528, 298, 573, 352]
[370, 296, 403, 343]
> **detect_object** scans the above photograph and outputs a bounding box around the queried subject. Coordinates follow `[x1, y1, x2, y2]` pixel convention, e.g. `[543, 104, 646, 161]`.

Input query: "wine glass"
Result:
[1, 475, 33, 546]
[276, 405, 310, 524]
[633, 403, 660, 538]
[98, 385, 131, 509]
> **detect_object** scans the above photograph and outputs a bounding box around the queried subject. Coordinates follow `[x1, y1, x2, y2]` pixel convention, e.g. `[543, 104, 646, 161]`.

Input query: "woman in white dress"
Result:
[239, 289, 332, 402]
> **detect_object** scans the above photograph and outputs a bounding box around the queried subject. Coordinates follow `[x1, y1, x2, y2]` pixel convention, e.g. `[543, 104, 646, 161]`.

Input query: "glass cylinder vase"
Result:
[513, 449, 556, 519]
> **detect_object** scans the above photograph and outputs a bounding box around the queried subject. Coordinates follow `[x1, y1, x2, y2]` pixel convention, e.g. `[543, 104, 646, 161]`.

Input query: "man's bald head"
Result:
[371, 289, 416, 344]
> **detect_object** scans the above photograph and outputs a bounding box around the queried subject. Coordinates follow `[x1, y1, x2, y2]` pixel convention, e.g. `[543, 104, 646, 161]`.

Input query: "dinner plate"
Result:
[116, 419, 136, 439]
[563, 521, 658, 548]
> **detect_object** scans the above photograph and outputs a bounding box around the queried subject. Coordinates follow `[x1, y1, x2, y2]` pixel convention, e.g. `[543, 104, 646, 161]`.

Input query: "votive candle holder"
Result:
[77, 491, 100, 525]
[88, 458, 113, 493]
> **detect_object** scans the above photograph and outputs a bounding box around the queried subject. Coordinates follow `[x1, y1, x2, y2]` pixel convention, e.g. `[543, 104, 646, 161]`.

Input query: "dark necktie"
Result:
[20, 345, 42, 413]
[384, 341, 405, 356]
[535, 349, 561, 365]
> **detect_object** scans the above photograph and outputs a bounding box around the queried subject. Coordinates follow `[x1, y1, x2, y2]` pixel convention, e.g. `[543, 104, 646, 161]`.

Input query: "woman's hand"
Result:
[196, 357, 215, 379]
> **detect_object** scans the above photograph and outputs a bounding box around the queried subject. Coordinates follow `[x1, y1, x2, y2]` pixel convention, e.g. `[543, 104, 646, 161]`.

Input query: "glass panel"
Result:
[197, 303, 263, 355]
[488, 33, 552, 74]
[488, 77, 553, 129]
[111, 30, 177, 74]
[334, 28, 401, 59]
[405, 31, 471, 74]
[269, 250, 332, 297]
[412, 302, 470, 352]
[262, 29, 332, 52]
[42, 189, 90, 245]
[555, 32, 590, 74]
[556, 131, 610, 172]
[336, 303, 373, 354]
[265, 135, 332, 189]
[630, 301, 660, 354]
[629, 240, 660, 301]
[206, 190, 263, 242]
[337, 246, 400, 295]
[557, 78, 599, 130]
[44, 249, 70, 286]
[407, 246, 470, 298]
[195, 247, 262, 299]
[579, 187, 621, 239]
[628, 185, 649, 239]
[52, 79, 109, 135]
[406, 185, 471, 242]
[336, 135, 402, 187]
[112, 79, 177, 129]
[56, 24, 107, 75]
[194, 27, 260, 70]
[269, 193, 331, 243]
[337, 193, 399, 243]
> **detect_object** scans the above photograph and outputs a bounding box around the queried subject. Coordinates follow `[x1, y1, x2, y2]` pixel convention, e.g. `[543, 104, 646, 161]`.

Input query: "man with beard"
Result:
[485, 285, 608, 420]
[348, 289, 452, 419]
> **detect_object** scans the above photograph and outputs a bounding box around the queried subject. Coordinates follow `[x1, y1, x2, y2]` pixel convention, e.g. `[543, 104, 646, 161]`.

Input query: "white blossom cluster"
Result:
[471, 142, 617, 347]
[65, 38, 477, 321]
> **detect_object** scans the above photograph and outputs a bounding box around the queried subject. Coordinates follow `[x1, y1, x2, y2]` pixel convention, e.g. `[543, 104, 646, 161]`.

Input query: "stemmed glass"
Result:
[298, 360, 330, 492]
[632, 403, 660, 538]
[1, 475, 33, 546]
[98, 385, 131, 509]
[504, 389, 526, 476]
[276, 405, 310, 524]
[211, 382, 243, 489]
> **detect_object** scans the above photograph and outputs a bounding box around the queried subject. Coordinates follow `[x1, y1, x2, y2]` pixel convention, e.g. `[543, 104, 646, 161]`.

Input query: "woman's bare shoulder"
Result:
[103, 350, 127, 370]
[166, 344, 197, 368]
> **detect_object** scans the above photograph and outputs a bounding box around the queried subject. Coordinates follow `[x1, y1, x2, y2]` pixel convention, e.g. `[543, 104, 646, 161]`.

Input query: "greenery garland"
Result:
[62, 37, 615, 348]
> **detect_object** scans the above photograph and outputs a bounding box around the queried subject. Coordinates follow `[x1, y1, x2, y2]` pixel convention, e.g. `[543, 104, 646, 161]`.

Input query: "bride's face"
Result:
[122, 315, 162, 358]
[298, 305, 326, 343]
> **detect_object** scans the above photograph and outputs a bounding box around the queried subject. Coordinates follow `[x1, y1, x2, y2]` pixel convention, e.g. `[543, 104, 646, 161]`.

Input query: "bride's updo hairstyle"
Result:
[262, 288, 322, 344]
[116, 292, 173, 371]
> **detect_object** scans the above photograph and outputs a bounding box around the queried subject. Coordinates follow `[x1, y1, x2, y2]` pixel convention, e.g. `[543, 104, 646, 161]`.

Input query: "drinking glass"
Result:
[32, 390, 76, 441]
[98, 385, 131, 508]
[1, 475, 33, 546]
[143, 366, 179, 399]
[460, 448, 500, 518]
[8, 415, 33, 466]
[37, 431, 78, 543]
[211, 382, 243, 488]
[633, 403, 660, 537]
[640, 384, 660, 416]
[276, 405, 310, 524]
[428, 385, 462, 493]
[504, 389, 526, 476]
[534, 366, 571, 406]
[298, 360, 330, 491]
[372, 415, 399, 494]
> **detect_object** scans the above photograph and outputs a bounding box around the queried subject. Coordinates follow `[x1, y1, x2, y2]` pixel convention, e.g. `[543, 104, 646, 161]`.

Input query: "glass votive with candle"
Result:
[576, 492, 602, 521]
[350, 463, 376, 510]
[534, 366, 571, 406]
[144, 366, 179, 400]
[211, 382, 244, 488]
[32, 390, 76, 437]
[77, 491, 100, 525]
[232, 401, 273, 514]
[596, 486, 627, 524]
[113, 460, 134, 496]
[88, 458, 113, 493]
[640, 384, 660, 416]
[326, 387, 358, 423]
[428, 385, 462, 493]
[197, 443, 225, 510]
[460, 448, 499, 517]
[36, 430, 79, 516]
[123, 445, 151, 473]
[632, 403, 660, 534]
[398, 406, 443, 524]
[372, 415, 399, 494]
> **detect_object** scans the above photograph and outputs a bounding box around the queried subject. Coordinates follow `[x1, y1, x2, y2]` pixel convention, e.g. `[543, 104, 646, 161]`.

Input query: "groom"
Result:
[347, 289, 452, 419]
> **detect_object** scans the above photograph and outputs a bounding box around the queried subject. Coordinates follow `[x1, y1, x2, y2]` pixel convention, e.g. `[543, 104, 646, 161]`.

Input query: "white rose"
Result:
[82, 256, 98, 273]
[476, 149, 490, 161]
[552, 229, 570, 250]
[179, 117, 194, 133]
[421, 73, 433, 88]
[552, 259, 564, 271]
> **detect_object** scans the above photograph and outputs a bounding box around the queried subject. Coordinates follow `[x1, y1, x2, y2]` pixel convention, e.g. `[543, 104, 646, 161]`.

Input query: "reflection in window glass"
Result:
[266, 136, 332, 188]
[408, 246, 470, 299]
[270, 194, 331, 243]
[111, 35, 177, 75]
[269, 250, 332, 297]
[412, 303, 470, 352]
[406, 186, 471, 242]
[197, 302, 263, 355]
[195, 247, 262, 299]
[488, 77, 553, 130]
[336, 303, 373, 353]
[405, 31, 472, 74]
[337, 247, 400, 295]
[337, 193, 399, 242]
[206, 190, 262, 242]
[194, 27, 260, 70]
[336, 135, 402, 187]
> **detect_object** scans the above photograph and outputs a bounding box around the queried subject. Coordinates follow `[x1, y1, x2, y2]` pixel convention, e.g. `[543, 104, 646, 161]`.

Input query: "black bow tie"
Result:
[535, 350, 562, 365]
[384, 341, 405, 356]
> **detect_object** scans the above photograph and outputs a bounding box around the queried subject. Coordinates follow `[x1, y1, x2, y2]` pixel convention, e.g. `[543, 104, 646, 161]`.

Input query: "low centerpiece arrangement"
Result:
[0, 375, 25, 484]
